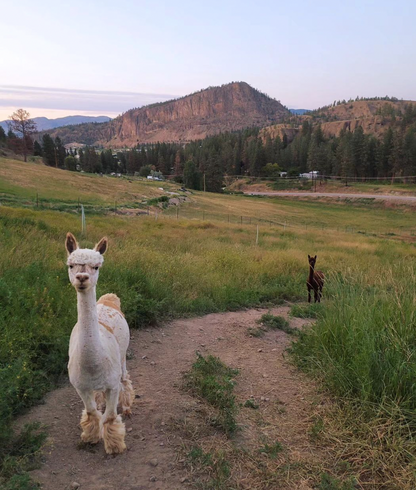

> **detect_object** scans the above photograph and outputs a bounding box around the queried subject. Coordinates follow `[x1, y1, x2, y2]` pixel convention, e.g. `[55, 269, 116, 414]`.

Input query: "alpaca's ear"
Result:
[94, 237, 108, 255]
[308, 254, 310, 259]
[314, 255, 317, 260]
[66, 232, 78, 255]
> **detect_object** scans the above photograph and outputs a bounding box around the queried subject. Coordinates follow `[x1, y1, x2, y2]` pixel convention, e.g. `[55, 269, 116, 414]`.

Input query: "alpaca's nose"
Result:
[76, 273, 89, 283]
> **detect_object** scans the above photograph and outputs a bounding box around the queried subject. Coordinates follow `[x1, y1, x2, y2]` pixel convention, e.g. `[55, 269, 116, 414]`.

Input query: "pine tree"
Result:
[42, 134, 56, 166]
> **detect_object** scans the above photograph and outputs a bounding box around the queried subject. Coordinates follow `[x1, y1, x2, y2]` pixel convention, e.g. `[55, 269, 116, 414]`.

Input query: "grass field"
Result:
[0, 157, 173, 206]
[230, 176, 416, 195]
[2, 157, 416, 487]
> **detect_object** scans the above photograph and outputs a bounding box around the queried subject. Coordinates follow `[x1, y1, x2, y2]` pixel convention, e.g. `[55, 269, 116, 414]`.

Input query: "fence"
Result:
[1, 191, 415, 243]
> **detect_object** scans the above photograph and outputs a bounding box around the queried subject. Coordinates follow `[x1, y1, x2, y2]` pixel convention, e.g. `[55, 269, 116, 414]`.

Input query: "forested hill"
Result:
[305, 97, 416, 138]
[41, 82, 290, 146]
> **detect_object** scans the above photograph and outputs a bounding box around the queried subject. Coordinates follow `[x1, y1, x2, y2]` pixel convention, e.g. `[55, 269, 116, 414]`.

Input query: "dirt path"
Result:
[21, 307, 328, 490]
[245, 191, 416, 203]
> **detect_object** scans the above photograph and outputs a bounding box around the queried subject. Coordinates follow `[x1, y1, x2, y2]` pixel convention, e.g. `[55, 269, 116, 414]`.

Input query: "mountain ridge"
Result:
[0, 115, 111, 132]
[40, 82, 290, 147]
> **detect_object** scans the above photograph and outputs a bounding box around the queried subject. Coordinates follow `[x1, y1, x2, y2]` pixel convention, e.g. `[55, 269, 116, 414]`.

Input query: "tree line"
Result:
[2, 104, 416, 192]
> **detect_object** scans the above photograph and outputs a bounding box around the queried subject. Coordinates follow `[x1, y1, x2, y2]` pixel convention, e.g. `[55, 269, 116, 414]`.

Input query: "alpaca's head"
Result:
[65, 232, 108, 293]
[308, 254, 317, 268]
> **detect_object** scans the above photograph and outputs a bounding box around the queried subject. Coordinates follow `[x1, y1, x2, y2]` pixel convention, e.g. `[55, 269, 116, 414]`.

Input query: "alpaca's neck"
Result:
[309, 265, 315, 282]
[76, 287, 102, 360]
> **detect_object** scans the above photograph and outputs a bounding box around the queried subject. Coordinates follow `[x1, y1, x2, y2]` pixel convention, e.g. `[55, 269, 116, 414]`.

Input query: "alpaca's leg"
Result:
[119, 371, 135, 417]
[307, 286, 311, 303]
[319, 286, 323, 303]
[102, 388, 126, 454]
[314, 289, 318, 303]
[95, 390, 106, 412]
[78, 390, 102, 444]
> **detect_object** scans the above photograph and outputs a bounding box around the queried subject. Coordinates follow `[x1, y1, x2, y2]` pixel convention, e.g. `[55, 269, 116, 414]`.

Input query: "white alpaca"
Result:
[65, 232, 134, 454]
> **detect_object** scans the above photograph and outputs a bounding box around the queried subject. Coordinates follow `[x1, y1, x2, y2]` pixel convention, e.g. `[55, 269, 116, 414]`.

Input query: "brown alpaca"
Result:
[307, 255, 324, 303]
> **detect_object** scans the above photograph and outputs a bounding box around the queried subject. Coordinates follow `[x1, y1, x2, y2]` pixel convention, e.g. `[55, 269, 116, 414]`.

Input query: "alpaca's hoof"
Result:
[103, 415, 126, 454]
[80, 409, 102, 444]
[122, 408, 132, 417]
[81, 432, 100, 444]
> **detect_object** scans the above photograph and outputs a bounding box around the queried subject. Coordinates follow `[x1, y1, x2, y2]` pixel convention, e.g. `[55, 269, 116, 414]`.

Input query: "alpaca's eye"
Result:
[94, 267, 99, 270]
[69, 265, 73, 269]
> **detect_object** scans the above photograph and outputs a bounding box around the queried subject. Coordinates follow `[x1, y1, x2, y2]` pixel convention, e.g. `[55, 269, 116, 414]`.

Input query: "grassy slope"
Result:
[0, 157, 173, 205]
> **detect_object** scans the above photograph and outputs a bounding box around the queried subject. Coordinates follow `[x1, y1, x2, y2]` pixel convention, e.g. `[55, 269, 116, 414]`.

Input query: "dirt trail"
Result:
[21, 307, 326, 490]
[245, 191, 416, 203]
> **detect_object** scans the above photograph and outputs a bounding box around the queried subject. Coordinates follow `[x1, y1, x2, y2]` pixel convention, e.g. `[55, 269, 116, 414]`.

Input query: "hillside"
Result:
[307, 99, 416, 137]
[1, 115, 111, 132]
[43, 82, 290, 147]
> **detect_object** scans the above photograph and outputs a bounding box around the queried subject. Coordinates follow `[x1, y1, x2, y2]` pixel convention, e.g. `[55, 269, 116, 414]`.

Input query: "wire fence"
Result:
[1, 191, 415, 242]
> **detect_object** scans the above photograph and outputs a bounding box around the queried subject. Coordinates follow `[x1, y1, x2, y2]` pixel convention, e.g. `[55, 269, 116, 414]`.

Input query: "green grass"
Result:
[184, 354, 239, 435]
[290, 302, 323, 319]
[317, 473, 356, 490]
[187, 446, 231, 489]
[258, 313, 297, 335]
[0, 423, 46, 490]
[258, 441, 283, 459]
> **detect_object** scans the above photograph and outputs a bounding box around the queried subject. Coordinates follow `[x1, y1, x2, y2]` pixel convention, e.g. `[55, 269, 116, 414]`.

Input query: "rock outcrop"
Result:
[46, 82, 290, 147]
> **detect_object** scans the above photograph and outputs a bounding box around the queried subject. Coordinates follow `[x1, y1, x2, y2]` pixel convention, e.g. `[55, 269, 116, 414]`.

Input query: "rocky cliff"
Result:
[45, 82, 290, 147]
[308, 99, 416, 138]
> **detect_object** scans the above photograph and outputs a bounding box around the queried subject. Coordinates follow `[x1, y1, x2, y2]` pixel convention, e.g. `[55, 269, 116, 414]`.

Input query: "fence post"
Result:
[240, 216, 243, 225]
[81, 205, 86, 235]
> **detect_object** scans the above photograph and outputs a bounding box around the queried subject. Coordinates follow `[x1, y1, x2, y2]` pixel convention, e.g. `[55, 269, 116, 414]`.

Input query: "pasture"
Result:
[2, 156, 416, 488]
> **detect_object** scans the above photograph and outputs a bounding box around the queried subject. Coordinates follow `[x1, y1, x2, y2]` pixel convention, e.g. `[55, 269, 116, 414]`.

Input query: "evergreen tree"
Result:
[55, 137, 66, 168]
[33, 140, 43, 156]
[64, 155, 77, 171]
[0, 126, 6, 145]
[42, 134, 56, 166]
[204, 153, 223, 192]
[183, 160, 201, 190]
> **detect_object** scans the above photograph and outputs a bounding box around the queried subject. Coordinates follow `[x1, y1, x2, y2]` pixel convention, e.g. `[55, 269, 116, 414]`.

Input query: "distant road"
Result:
[245, 191, 416, 202]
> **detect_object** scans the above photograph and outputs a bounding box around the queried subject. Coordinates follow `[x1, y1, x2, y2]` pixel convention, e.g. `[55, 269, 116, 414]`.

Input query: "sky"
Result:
[1, 0, 415, 120]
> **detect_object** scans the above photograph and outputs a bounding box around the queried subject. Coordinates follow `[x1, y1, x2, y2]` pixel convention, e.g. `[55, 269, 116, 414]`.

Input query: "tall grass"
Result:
[1, 197, 416, 486]
[291, 269, 416, 486]
[292, 269, 416, 410]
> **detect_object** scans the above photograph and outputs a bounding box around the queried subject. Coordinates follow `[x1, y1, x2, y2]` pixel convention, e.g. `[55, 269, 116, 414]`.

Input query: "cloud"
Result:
[0, 85, 176, 115]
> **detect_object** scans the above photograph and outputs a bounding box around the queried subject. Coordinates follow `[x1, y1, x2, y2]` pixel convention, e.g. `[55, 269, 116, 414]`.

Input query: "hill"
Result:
[43, 82, 290, 147]
[1, 115, 111, 132]
[307, 98, 416, 137]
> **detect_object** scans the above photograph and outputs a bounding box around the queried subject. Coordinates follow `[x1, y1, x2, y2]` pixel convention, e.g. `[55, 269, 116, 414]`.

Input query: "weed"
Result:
[317, 472, 356, 490]
[187, 446, 230, 489]
[185, 353, 239, 435]
[0, 423, 46, 488]
[247, 327, 265, 337]
[243, 399, 259, 409]
[290, 302, 323, 319]
[309, 416, 324, 441]
[258, 313, 297, 335]
[259, 441, 283, 459]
